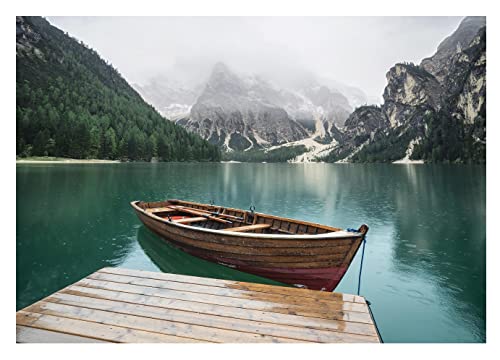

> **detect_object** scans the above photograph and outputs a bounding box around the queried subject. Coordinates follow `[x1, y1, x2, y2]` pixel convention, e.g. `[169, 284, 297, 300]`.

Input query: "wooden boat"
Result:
[131, 199, 369, 292]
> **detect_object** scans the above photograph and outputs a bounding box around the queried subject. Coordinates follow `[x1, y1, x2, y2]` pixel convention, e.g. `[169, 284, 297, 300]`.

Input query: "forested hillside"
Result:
[16, 16, 221, 161]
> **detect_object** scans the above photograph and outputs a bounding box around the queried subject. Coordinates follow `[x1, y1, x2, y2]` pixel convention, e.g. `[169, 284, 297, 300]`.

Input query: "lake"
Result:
[16, 162, 486, 342]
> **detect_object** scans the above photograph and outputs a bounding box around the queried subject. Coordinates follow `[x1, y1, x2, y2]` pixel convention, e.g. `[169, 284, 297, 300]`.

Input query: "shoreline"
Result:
[16, 158, 120, 164]
[392, 159, 425, 164]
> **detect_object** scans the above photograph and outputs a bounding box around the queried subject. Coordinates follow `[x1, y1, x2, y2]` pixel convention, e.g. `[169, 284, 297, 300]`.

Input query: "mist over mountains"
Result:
[135, 64, 373, 152]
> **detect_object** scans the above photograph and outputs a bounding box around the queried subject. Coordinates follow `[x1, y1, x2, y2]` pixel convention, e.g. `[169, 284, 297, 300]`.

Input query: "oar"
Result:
[172, 205, 244, 222]
[207, 211, 244, 222]
[167, 206, 232, 224]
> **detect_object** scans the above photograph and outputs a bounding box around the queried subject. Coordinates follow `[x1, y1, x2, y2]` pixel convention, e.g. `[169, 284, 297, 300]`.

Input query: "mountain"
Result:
[180, 62, 308, 151]
[136, 63, 370, 153]
[421, 16, 486, 82]
[16, 16, 221, 161]
[323, 16, 486, 164]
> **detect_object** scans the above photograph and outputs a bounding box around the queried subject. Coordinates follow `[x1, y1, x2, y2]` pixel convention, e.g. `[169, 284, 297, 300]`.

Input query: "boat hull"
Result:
[131, 200, 368, 292]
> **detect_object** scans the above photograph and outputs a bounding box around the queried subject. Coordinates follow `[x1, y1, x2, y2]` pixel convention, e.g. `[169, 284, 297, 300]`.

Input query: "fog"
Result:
[47, 16, 462, 100]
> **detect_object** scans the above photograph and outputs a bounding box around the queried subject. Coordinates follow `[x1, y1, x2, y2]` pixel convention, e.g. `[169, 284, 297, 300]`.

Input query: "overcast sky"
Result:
[47, 16, 463, 100]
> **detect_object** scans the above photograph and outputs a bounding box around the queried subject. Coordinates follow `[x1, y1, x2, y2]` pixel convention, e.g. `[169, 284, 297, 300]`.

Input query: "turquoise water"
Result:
[16, 163, 486, 342]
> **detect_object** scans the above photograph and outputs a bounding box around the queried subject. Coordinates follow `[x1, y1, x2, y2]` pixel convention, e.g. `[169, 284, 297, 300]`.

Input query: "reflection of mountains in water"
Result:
[136, 226, 286, 286]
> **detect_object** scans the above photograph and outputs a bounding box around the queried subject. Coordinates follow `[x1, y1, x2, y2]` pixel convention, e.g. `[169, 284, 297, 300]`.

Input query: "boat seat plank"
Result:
[223, 224, 271, 232]
[173, 217, 207, 224]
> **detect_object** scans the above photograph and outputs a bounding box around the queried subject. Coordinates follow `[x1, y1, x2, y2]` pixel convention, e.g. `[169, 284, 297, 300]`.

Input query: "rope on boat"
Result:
[357, 236, 367, 296]
[346, 228, 367, 296]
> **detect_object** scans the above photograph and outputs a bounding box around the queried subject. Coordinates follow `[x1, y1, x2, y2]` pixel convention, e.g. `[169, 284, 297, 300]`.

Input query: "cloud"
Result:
[47, 16, 462, 98]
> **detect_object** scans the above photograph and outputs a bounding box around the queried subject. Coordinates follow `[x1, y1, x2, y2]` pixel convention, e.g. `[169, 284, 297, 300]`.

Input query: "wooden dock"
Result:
[16, 267, 381, 343]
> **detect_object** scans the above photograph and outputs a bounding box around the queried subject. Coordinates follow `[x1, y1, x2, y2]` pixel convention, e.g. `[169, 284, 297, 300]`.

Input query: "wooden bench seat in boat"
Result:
[223, 224, 272, 233]
[173, 217, 208, 224]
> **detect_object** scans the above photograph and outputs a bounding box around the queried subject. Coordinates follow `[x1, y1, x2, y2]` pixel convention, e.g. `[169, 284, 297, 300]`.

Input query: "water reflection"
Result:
[389, 165, 486, 342]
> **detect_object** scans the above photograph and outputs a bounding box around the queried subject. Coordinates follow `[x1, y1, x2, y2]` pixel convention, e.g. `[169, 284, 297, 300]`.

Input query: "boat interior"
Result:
[136, 199, 344, 235]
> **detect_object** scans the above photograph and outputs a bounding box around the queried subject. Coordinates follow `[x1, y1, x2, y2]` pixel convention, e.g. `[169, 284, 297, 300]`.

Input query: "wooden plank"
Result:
[166, 206, 232, 224]
[173, 217, 207, 224]
[16, 267, 380, 343]
[17, 311, 202, 343]
[223, 224, 272, 233]
[234, 259, 345, 268]
[16, 325, 107, 343]
[167, 251, 348, 263]
[76, 277, 369, 315]
[174, 205, 244, 222]
[44, 293, 378, 342]
[72, 278, 369, 318]
[99, 267, 363, 303]
[89, 272, 361, 311]
[166, 235, 354, 257]
[146, 229, 355, 256]
[25, 301, 302, 343]
[145, 207, 176, 214]
[61, 286, 374, 329]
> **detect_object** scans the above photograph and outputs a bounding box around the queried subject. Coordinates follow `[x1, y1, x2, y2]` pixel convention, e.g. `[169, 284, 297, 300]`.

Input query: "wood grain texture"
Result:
[16, 325, 107, 343]
[98, 267, 366, 303]
[16, 267, 381, 343]
[87, 272, 363, 312]
[73, 278, 369, 318]
[223, 224, 272, 232]
[173, 217, 207, 224]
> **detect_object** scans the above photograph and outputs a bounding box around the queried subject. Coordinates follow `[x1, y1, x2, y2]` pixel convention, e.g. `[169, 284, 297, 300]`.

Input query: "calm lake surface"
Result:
[16, 163, 486, 342]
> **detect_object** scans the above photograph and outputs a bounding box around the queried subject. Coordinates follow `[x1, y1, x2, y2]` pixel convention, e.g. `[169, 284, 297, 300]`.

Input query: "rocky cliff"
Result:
[181, 62, 309, 151]
[175, 63, 358, 151]
[421, 16, 486, 82]
[324, 16, 486, 164]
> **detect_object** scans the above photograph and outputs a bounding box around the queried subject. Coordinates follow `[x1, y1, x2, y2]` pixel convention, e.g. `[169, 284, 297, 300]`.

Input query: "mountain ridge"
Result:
[322, 16, 486, 164]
